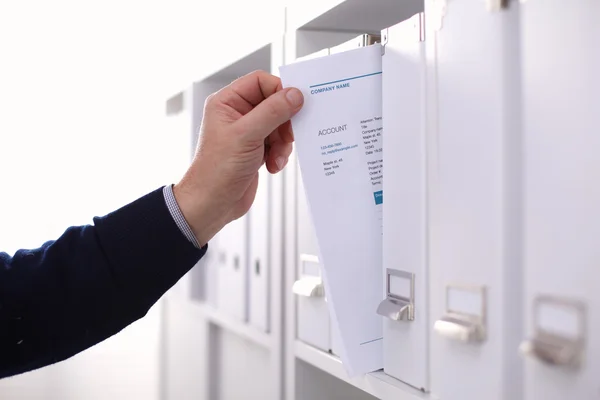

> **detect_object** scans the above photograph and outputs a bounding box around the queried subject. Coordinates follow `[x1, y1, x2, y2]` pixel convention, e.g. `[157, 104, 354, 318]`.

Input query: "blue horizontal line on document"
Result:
[359, 337, 383, 346]
[309, 71, 382, 88]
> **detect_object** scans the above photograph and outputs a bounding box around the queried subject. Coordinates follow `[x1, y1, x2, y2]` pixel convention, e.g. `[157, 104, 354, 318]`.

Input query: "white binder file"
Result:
[248, 167, 271, 332]
[520, 1, 599, 398]
[289, 35, 381, 361]
[426, 0, 523, 398]
[281, 43, 384, 376]
[293, 174, 331, 353]
[189, 252, 207, 302]
[217, 214, 249, 321]
[378, 13, 428, 391]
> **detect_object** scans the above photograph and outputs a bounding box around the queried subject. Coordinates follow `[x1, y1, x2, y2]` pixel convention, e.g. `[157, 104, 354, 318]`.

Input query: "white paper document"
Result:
[280, 44, 383, 376]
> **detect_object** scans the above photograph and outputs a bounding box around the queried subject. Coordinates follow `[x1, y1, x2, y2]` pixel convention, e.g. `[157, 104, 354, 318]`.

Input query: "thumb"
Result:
[234, 87, 304, 142]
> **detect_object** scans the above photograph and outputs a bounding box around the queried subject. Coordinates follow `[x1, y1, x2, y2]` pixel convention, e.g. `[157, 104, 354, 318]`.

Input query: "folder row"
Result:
[197, 167, 273, 333]
[287, 2, 599, 399]
[180, 1, 599, 399]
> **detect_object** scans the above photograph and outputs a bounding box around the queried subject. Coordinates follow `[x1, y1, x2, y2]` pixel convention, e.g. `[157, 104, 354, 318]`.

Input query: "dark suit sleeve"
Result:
[0, 186, 206, 378]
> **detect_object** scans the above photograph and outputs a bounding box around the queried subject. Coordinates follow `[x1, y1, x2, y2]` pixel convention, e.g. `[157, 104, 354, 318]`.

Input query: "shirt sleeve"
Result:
[162, 184, 202, 249]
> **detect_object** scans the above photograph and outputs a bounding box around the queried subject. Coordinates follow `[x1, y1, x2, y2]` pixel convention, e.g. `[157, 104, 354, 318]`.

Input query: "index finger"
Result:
[226, 70, 283, 107]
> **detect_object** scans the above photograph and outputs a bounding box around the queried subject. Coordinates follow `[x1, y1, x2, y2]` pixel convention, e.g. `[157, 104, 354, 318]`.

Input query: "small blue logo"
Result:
[373, 190, 383, 205]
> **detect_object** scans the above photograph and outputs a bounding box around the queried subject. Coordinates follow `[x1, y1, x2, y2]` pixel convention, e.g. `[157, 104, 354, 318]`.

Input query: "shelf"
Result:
[200, 304, 273, 350]
[284, 0, 425, 63]
[167, 294, 273, 350]
[286, 0, 424, 33]
[294, 341, 434, 400]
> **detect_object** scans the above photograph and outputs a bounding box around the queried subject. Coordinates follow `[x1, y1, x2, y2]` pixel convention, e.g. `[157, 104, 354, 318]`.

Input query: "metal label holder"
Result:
[434, 284, 487, 343]
[381, 28, 389, 55]
[519, 295, 586, 369]
[376, 269, 415, 321]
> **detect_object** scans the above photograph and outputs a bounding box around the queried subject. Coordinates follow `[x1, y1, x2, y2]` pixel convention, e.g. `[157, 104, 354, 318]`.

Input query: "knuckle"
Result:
[221, 88, 240, 107]
[204, 93, 216, 109]
[204, 86, 227, 109]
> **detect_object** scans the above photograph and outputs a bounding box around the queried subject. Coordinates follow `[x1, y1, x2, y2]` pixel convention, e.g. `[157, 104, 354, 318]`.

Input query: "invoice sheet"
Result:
[280, 44, 383, 376]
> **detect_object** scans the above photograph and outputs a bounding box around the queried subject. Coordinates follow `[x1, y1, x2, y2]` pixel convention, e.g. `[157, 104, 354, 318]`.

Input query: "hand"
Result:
[173, 70, 304, 246]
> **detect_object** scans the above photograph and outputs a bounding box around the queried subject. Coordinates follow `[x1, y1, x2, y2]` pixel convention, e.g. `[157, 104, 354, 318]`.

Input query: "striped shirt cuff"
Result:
[162, 184, 202, 249]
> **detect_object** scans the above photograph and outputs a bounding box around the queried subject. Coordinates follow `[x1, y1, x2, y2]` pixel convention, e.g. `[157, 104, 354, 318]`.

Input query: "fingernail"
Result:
[286, 88, 304, 108]
[276, 156, 286, 171]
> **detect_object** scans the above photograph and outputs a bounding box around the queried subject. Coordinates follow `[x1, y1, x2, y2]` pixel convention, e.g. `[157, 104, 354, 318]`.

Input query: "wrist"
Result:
[172, 181, 227, 247]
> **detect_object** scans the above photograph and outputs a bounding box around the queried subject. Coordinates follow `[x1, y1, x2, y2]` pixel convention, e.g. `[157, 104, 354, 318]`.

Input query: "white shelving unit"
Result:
[161, 2, 433, 400]
[159, 1, 600, 400]
[162, 1, 444, 400]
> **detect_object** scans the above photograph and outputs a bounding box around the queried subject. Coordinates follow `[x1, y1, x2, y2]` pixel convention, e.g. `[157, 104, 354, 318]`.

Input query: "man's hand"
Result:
[173, 70, 304, 246]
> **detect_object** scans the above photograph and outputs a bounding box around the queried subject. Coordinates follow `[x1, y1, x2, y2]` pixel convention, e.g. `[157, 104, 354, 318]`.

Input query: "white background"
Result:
[0, 0, 278, 398]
